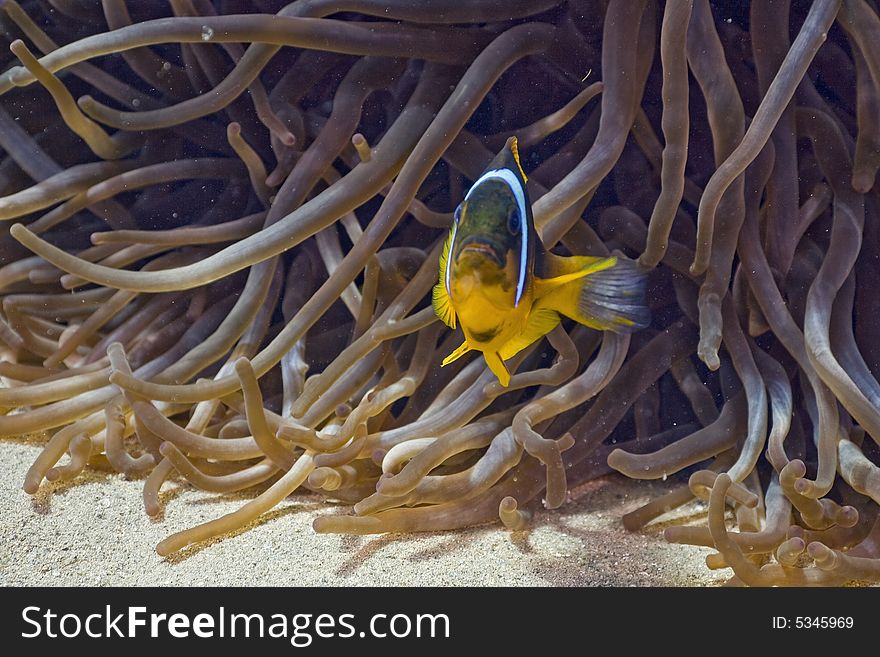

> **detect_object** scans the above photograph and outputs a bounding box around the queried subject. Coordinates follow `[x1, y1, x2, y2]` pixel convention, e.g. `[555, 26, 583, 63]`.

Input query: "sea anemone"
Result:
[1, 0, 879, 586]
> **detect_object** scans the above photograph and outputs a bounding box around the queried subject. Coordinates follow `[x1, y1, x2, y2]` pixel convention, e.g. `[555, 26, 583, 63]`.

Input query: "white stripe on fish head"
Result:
[444, 217, 458, 296]
[464, 168, 529, 306]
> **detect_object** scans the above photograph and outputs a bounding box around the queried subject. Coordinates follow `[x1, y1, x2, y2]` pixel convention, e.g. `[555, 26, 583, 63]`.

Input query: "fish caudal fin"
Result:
[538, 254, 650, 333]
[576, 256, 651, 332]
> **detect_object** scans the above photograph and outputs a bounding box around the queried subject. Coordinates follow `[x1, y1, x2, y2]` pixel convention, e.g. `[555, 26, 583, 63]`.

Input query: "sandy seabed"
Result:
[0, 441, 725, 587]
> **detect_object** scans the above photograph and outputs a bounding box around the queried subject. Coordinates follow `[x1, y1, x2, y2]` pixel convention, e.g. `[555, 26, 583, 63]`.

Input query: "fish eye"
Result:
[508, 208, 520, 235]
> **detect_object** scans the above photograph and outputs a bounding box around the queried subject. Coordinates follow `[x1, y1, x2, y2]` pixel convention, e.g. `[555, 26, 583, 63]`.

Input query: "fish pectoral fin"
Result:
[483, 351, 511, 387]
[533, 255, 617, 298]
[498, 308, 561, 361]
[432, 282, 456, 329]
[432, 226, 457, 328]
[441, 340, 471, 366]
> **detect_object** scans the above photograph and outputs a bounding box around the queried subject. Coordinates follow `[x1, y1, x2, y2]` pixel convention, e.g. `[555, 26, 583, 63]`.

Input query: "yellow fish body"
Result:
[432, 136, 650, 386]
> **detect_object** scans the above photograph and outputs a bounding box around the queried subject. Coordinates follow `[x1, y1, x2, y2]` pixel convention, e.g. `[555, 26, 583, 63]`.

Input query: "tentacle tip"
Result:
[557, 432, 575, 451]
[155, 540, 175, 557]
[605, 448, 626, 471]
[312, 516, 334, 534]
[306, 470, 325, 488]
[697, 348, 720, 371]
[8, 222, 27, 240]
[499, 496, 517, 513]
[265, 170, 285, 187]
[806, 541, 837, 570]
[793, 477, 810, 495]
[837, 505, 858, 528]
[783, 459, 807, 480]
[790, 536, 806, 550]
[776, 536, 806, 566]
[76, 95, 96, 111]
[851, 170, 876, 194]
[705, 553, 727, 570]
[708, 554, 730, 571]
[106, 341, 125, 359]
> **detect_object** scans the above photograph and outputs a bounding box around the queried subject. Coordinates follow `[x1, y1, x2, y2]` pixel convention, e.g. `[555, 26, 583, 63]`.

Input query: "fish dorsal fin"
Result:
[498, 308, 560, 361]
[432, 230, 456, 328]
[533, 255, 617, 299]
[508, 136, 528, 182]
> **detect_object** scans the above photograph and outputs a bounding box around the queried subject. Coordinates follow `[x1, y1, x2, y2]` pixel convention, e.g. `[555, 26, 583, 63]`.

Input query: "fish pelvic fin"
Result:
[441, 340, 471, 366]
[498, 308, 561, 361]
[483, 351, 511, 387]
[538, 254, 650, 333]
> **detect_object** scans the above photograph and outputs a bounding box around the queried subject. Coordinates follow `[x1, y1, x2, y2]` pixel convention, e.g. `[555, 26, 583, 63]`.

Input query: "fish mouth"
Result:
[458, 236, 505, 267]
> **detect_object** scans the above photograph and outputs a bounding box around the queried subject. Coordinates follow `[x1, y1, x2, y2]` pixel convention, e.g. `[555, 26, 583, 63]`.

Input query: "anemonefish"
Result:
[432, 136, 650, 386]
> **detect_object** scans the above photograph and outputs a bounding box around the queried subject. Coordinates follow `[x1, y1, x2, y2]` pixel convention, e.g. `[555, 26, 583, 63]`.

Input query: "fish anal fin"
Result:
[432, 282, 456, 329]
[483, 351, 511, 387]
[441, 340, 470, 366]
[498, 308, 560, 361]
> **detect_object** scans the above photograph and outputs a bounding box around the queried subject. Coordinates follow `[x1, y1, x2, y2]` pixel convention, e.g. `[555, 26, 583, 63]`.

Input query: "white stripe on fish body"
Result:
[464, 168, 529, 307]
